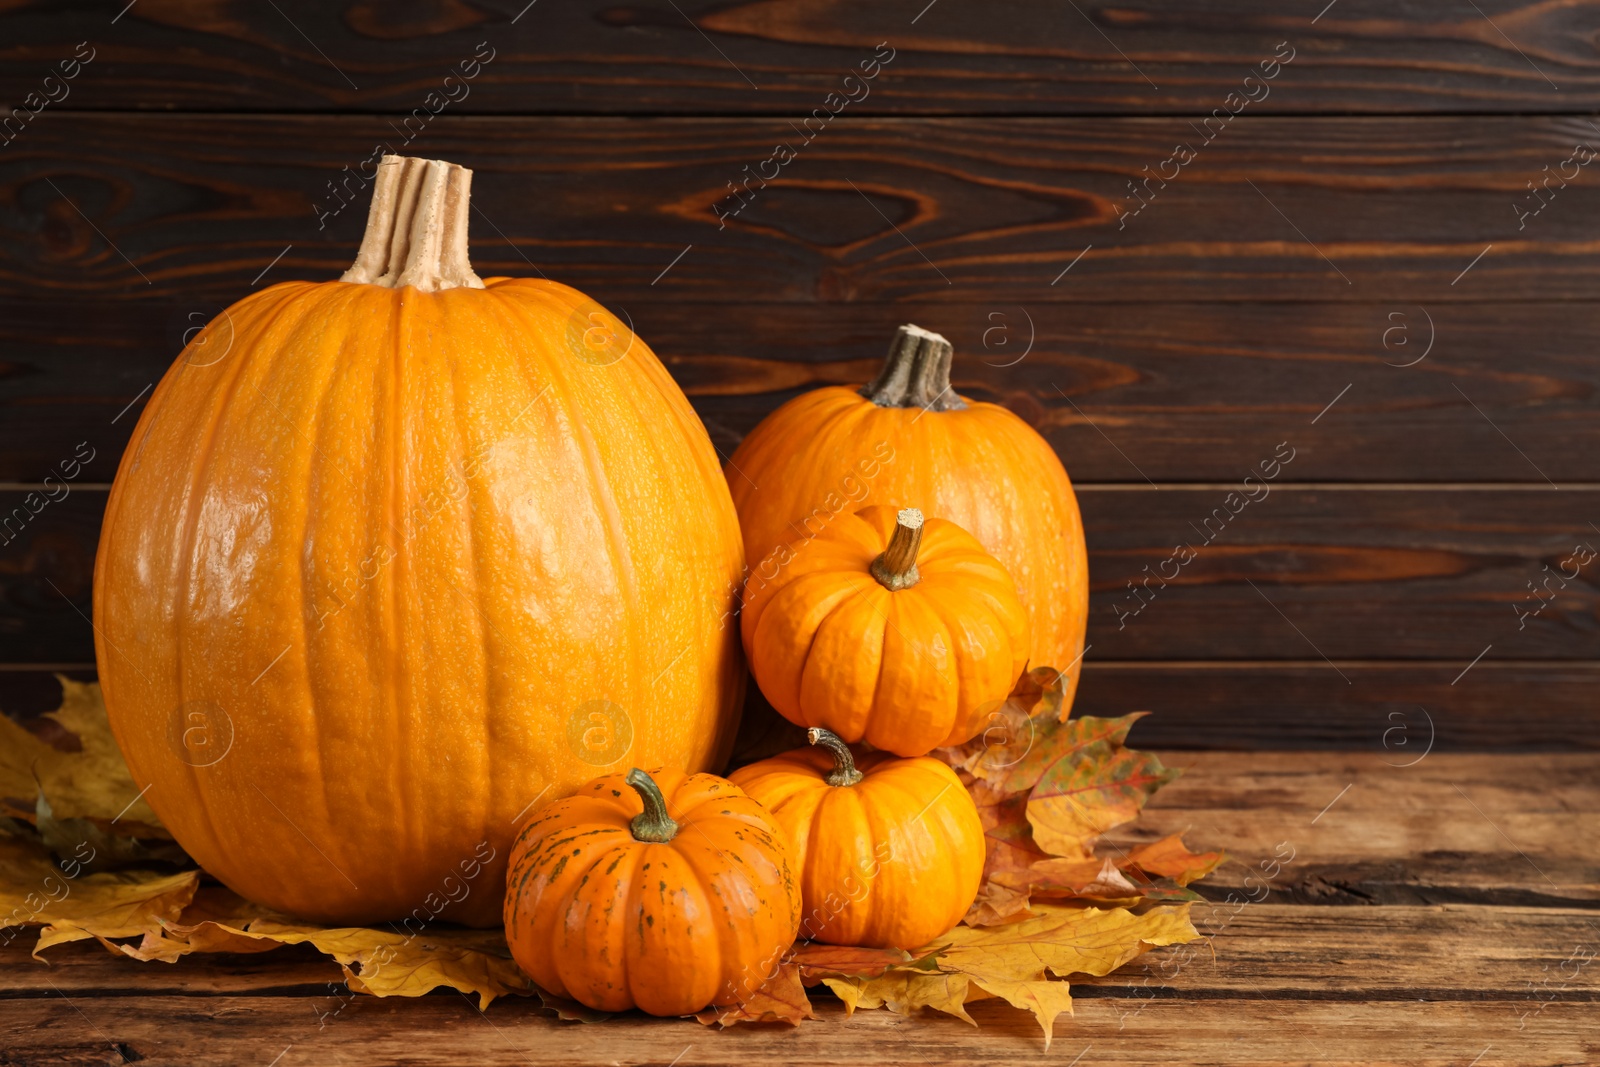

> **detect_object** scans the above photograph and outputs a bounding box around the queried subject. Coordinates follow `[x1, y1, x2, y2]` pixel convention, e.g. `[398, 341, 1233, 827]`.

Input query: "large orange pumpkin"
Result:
[742, 505, 1030, 756]
[726, 324, 1088, 710]
[93, 155, 745, 926]
[728, 729, 983, 949]
[504, 767, 801, 1015]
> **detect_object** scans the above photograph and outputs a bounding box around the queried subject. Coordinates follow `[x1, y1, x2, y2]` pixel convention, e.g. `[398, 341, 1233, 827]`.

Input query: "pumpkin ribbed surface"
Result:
[729, 742, 983, 949]
[504, 769, 800, 1014]
[94, 276, 744, 926]
[726, 372, 1087, 709]
[741, 505, 1030, 756]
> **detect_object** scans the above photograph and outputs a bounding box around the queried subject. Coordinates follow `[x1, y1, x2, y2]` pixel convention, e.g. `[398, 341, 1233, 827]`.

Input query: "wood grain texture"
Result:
[4, 299, 1600, 484]
[8, 661, 1599, 749]
[0, 752, 1592, 1064]
[3, 1, 1600, 114]
[7, 115, 1600, 304]
[3, 995, 1595, 1067]
[4, 487, 1597, 664]
[1115, 751, 1600, 906]
[1081, 485, 1600, 660]
[9, 905, 1593, 999]
[1078, 662, 1600, 751]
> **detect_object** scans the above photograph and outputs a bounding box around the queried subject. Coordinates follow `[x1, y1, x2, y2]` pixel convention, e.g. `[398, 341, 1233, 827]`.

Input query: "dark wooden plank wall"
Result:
[1, 1, 1596, 748]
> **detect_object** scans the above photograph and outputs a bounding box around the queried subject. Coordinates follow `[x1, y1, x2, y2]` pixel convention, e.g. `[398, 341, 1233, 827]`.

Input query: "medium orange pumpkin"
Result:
[93, 155, 745, 926]
[504, 767, 801, 1015]
[726, 324, 1088, 710]
[742, 504, 1030, 756]
[728, 729, 984, 949]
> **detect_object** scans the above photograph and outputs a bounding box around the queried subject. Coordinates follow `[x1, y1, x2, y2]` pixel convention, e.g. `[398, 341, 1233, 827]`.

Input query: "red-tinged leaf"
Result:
[991, 712, 1151, 797]
[936, 667, 1065, 777]
[1025, 730, 1179, 858]
[695, 961, 813, 1026]
[1122, 833, 1227, 886]
[968, 777, 1052, 874]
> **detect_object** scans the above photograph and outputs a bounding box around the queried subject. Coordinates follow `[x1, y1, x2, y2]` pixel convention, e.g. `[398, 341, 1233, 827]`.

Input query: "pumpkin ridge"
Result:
[564, 838, 645, 1007]
[439, 290, 494, 839]
[805, 779, 868, 942]
[800, 581, 889, 740]
[750, 572, 857, 720]
[491, 284, 646, 738]
[387, 285, 412, 876]
[874, 591, 960, 755]
[105, 283, 292, 709]
[177, 286, 324, 878]
[669, 824, 761, 1001]
[771, 394, 879, 546]
[299, 282, 391, 865]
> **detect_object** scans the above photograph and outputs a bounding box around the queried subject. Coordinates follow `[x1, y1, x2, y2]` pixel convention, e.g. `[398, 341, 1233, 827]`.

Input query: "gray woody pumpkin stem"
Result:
[807, 728, 865, 787]
[869, 508, 924, 591]
[860, 324, 967, 412]
[626, 768, 680, 843]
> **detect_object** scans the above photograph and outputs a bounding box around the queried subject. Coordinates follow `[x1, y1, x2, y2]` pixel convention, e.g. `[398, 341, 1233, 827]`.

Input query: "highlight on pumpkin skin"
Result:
[728, 734, 985, 949]
[740, 503, 1032, 757]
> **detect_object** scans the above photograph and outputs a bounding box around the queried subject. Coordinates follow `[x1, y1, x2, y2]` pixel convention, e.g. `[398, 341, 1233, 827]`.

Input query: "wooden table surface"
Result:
[4, 749, 1594, 1066]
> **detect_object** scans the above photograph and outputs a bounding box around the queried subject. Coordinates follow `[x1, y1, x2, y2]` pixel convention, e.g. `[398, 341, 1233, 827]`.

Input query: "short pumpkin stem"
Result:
[860, 324, 967, 412]
[342, 154, 485, 292]
[869, 508, 924, 591]
[626, 768, 679, 843]
[807, 728, 864, 787]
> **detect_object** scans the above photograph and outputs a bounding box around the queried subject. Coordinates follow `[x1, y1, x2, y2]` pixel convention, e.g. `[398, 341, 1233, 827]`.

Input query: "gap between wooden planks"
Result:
[1, 751, 1595, 1065]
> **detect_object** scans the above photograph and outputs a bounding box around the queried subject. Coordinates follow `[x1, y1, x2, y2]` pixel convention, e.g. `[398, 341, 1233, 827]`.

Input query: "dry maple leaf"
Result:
[133, 888, 532, 1009]
[0, 675, 1215, 1039]
[0, 834, 198, 956]
[1123, 833, 1226, 886]
[695, 961, 814, 1026]
[936, 669, 1221, 924]
[822, 903, 1198, 1047]
[0, 677, 165, 838]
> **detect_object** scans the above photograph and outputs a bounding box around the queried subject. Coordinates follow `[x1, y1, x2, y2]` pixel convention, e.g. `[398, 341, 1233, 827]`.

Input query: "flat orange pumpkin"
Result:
[726, 324, 1088, 711]
[504, 767, 801, 1015]
[92, 155, 745, 925]
[728, 729, 984, 949]
[742, 504, 1030, 756]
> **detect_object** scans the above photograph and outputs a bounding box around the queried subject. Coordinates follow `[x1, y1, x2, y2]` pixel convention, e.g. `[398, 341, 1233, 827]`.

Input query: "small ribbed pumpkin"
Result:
[93, 155, 745, 925]
[504, 767, 800, 1015]
[728, 729, 984, 949]
[741, 504, 1030, 757]
[725, 323, 1088, 712]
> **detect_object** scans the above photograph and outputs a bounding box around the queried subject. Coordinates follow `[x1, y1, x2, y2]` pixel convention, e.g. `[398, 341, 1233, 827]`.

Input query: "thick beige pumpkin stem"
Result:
[807, 728, 864, 787]
[860, 324, 967, 411]
[626, 769, 680, 843]
[870, 508, 924, 591]
[342, 154, 485, 292]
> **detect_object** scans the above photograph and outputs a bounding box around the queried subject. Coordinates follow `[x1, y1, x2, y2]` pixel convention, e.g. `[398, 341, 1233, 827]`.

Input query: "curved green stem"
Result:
[807, 728, 864, 787]
[626, 768, 679, 843]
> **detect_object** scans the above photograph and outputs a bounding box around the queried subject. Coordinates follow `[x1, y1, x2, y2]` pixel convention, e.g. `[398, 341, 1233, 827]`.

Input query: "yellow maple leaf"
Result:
[124, 888, 532, 1009]
[0, 834, 197, 956]
[816, 903, 1198, 1047]
[0, 677, 164, 836]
